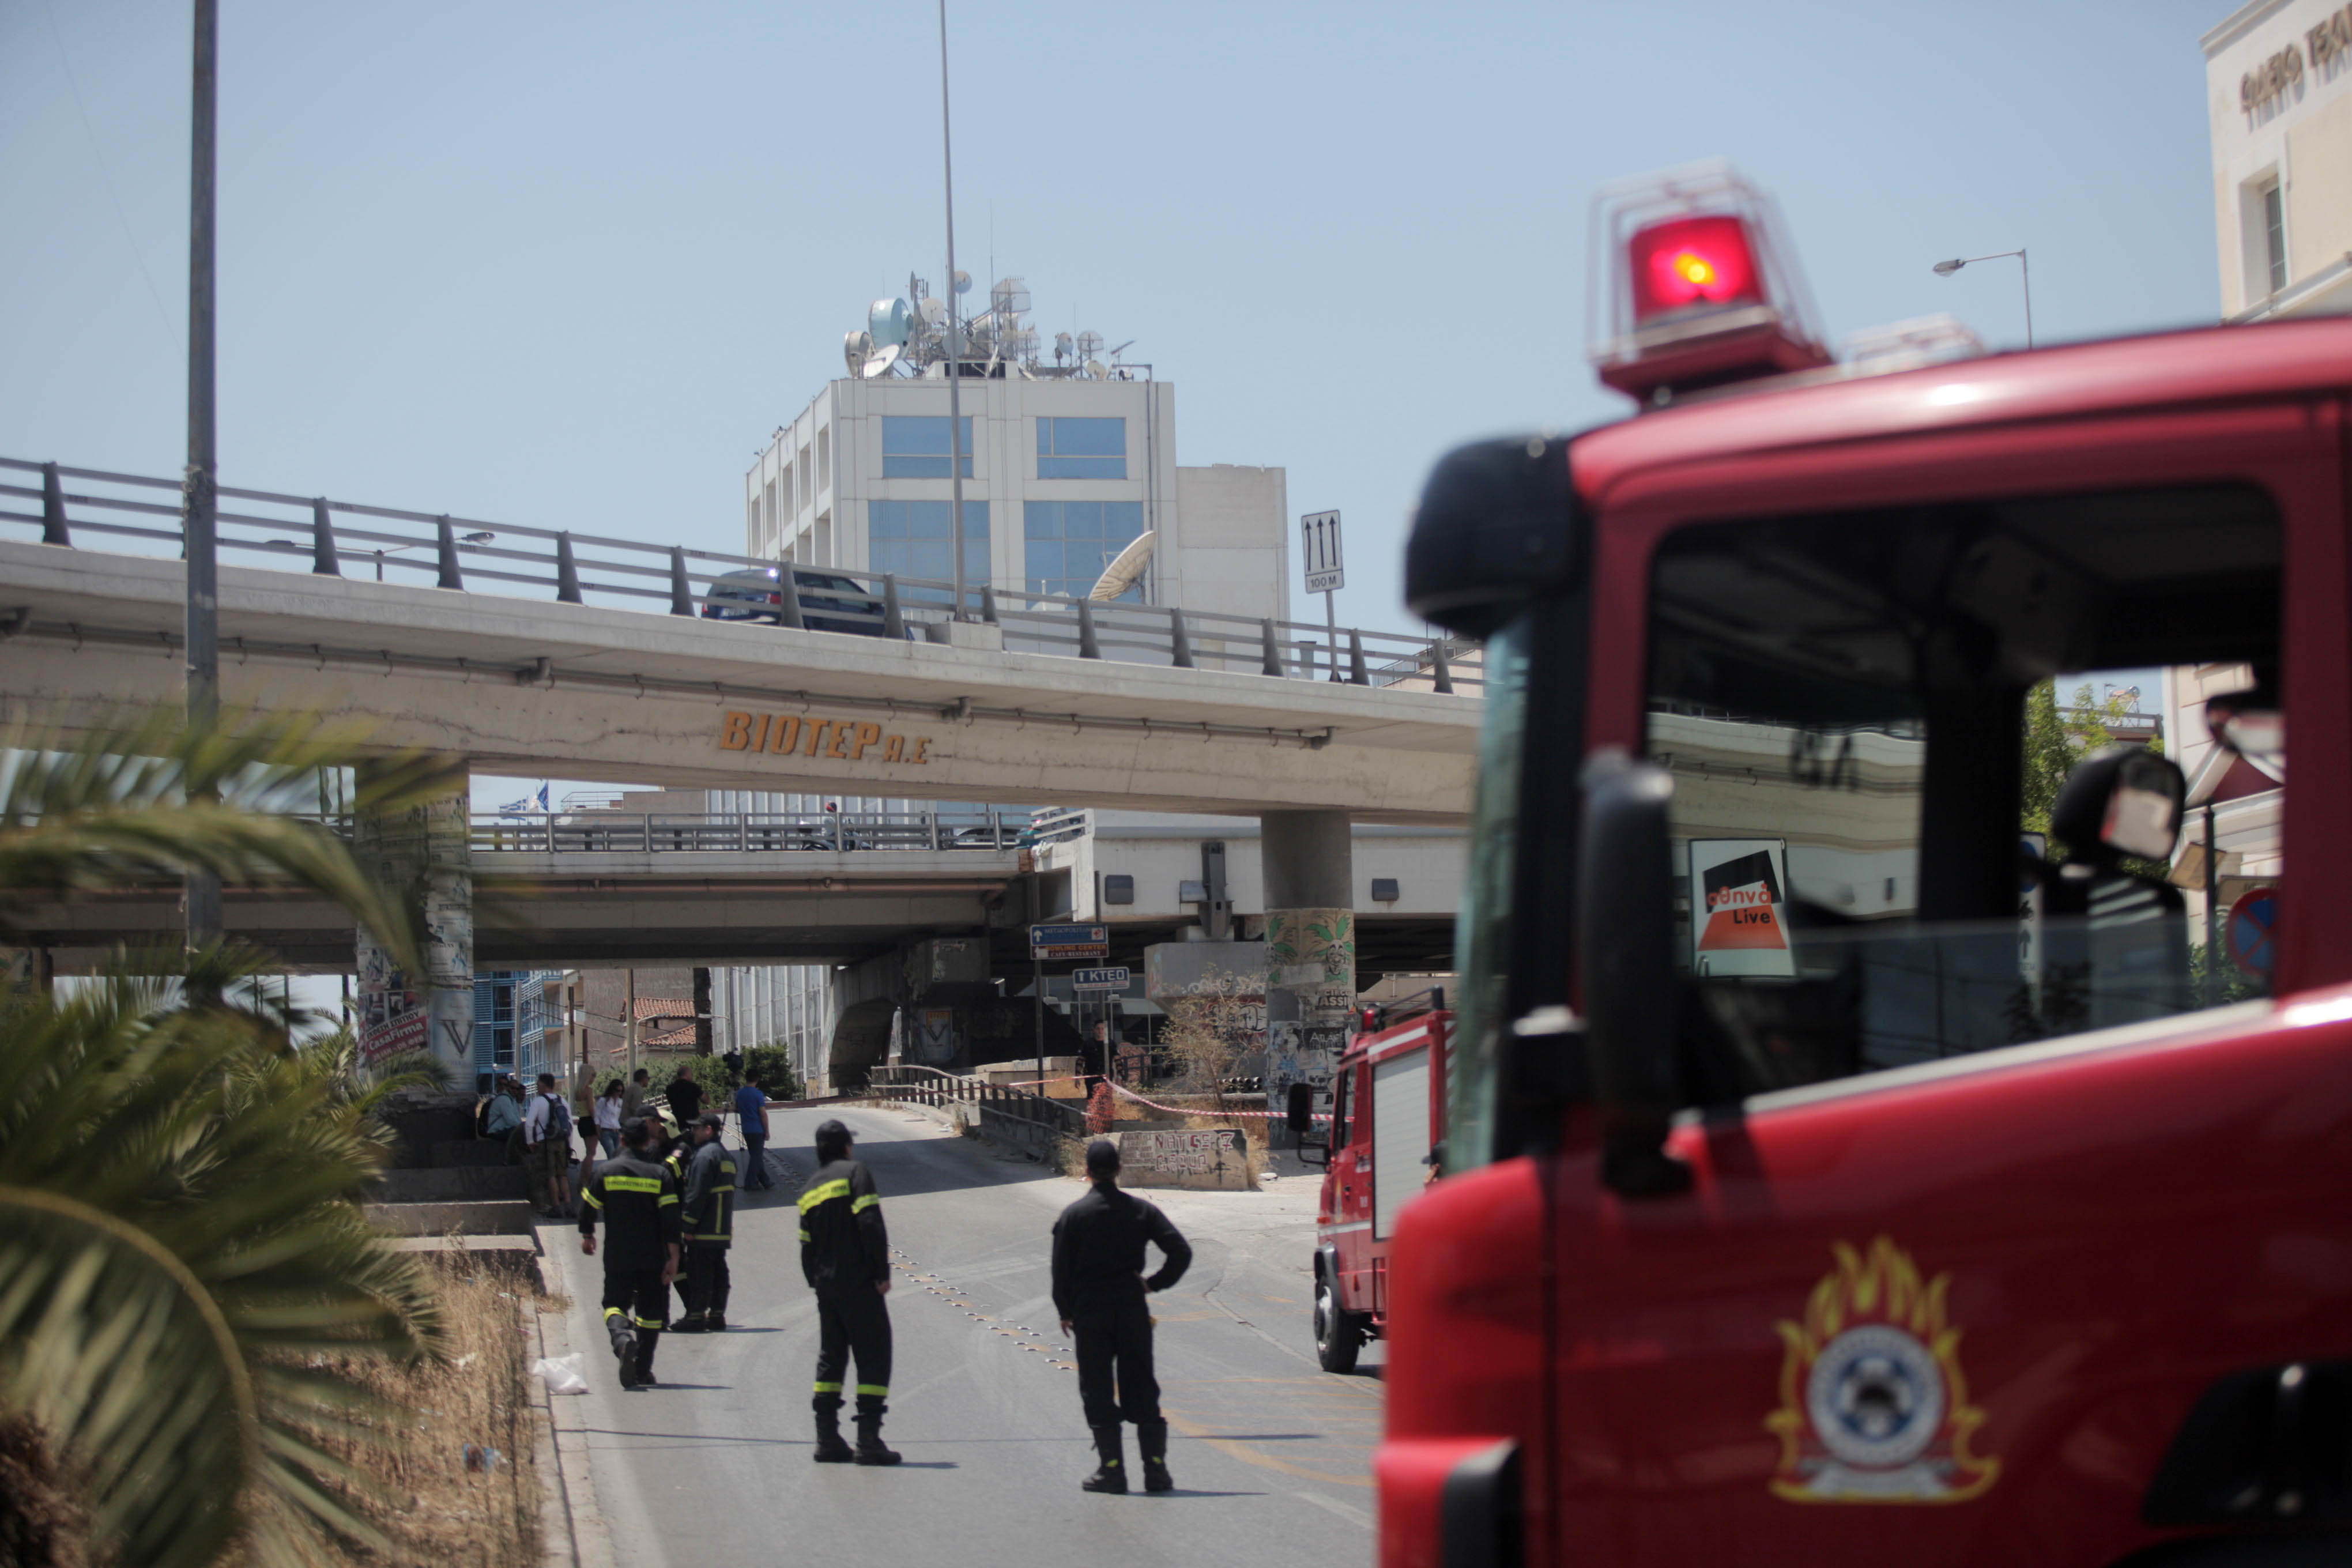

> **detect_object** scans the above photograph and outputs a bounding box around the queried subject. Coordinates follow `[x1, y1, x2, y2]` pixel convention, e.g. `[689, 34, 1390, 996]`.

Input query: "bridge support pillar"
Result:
[353, 761, 476, 1087]
[1260, 810, 1355, 1148]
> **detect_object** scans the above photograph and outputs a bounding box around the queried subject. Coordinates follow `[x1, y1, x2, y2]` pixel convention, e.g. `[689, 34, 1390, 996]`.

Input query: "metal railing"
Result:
[1, 456, 1480, 693]
[868, 1063, 1086, 1139]
[467, 808, 1030, 854]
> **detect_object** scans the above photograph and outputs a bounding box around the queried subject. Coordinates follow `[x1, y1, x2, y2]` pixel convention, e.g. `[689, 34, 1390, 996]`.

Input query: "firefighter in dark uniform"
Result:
[1053, 1137, 1192, 1492]
[799, 1118, 899, 1465]
[659, 1124, 692, 1322]
[578, 1115, 681, 1390]
[672, 1113, 737, 1333]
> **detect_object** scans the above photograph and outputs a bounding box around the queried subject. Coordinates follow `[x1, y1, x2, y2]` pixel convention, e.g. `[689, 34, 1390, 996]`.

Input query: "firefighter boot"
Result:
[670, 1311, 709, 1334]
[635, 1328, 661, 1388]
[605, 1311, 641, 1391]
[707, 1275, 728, 1331]
[852, 1397, 902, 1466]
[1081, 1424, 1128, 1493]
[811, 1396, 854, 1464]
[1138, 1420, 1173, 1493]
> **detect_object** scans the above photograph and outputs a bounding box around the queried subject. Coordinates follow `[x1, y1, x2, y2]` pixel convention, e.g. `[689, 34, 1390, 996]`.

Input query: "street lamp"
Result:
[1932, 249, 2032, 349]
[372, 530, 492, 580]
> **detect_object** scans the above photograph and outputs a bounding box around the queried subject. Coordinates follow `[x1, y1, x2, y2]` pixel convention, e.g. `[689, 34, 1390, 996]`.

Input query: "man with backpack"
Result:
[525, 1071, 577, 1218]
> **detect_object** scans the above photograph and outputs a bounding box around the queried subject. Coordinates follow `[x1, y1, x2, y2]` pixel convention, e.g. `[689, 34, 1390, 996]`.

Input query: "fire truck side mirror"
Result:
[1285, 1082, 1328, 1164]
[1576, 752, 1693, 1198]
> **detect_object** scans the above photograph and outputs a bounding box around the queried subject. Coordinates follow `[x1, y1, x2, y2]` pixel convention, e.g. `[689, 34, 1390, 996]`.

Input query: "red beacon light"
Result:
[1588, 161, 1831, 406]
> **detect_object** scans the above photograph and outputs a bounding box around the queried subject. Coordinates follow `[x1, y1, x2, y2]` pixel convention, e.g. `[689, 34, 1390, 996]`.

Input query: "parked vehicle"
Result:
[700, 565, 889, 636]
[1288, 995, 1450, 1374]
[1375, 163, 2346, 1567]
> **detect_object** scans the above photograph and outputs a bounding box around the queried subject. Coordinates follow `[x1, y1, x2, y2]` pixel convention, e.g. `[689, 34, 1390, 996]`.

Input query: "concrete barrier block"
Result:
[1111, 1126, 1253, 1191]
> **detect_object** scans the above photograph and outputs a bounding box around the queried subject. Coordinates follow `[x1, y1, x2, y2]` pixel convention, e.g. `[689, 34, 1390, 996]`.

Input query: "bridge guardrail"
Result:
[468, 808, 1030, 854]
[868, 1064, 1086, 1140]
[0, 456, 1481, 693]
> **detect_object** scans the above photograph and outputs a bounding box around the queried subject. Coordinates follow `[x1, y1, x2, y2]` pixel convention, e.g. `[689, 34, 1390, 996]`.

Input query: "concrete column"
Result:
[353, 761, 476, 1084]
[1260, 810, 1355, 1146]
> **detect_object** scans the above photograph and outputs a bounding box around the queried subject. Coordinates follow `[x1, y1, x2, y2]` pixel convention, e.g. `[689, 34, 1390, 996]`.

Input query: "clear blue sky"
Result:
[5, 0, 2230, 809]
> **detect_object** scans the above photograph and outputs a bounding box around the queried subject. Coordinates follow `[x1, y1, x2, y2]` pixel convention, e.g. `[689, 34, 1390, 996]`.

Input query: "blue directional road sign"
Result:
[1071, 966, 1131, 992]
[1031, 923, 1109, 960]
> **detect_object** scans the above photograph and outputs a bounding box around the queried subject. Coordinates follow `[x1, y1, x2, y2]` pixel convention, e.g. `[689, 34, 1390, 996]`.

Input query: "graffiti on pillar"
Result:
[1265, 909, 1356, 998]
[906, 1008, 958, 1066]
[357, 939, 425, 1066]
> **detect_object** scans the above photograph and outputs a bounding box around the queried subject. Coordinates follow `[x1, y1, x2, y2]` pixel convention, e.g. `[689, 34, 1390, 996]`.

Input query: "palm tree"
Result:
[0, 712, 459, 1568]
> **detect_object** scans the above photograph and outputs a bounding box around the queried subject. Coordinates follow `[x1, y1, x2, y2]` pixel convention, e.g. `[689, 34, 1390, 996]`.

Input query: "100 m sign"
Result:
[718, 710, 932, 765]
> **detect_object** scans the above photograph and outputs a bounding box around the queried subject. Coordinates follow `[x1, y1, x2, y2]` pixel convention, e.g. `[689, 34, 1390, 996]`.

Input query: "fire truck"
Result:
[1377, 163, 2346, 1566]
[1294, 994, 1454, 1373]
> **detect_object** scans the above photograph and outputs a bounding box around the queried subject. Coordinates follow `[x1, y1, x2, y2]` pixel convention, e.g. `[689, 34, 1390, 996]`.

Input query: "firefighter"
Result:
[671, 1113, 737, 1333]
[578, 1115, 680, 1390]
[1052, 1137, 1192, 1493]
[659, 1121, 692, 1322]
[799, 1118, 899, 1465]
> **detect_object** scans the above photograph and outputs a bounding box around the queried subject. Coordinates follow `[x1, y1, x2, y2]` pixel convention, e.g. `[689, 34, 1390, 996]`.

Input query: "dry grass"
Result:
[237, 1255, 545, 1568]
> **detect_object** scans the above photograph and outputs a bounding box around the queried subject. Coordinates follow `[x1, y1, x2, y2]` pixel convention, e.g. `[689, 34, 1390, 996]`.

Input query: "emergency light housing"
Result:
[1588, 161, 1830, 405]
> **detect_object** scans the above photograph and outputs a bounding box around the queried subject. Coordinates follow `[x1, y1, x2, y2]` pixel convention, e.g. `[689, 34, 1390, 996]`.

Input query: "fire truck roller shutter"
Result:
[1373, 1045, 1432, 1241]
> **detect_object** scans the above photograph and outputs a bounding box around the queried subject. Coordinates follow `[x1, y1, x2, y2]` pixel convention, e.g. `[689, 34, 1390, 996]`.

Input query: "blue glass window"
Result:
[870, 499, 989, 602]
[1036, 417, 1126, 479]
[1023, 500, 1144, 600]
[881, 416, 975, 479]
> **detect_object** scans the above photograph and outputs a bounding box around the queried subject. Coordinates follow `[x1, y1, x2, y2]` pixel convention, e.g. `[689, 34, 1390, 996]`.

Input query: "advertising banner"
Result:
[1688, 838, 1795, 978]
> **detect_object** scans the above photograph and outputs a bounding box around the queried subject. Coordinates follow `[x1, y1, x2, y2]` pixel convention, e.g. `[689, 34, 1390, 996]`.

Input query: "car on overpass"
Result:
[701, 565, 890, 636]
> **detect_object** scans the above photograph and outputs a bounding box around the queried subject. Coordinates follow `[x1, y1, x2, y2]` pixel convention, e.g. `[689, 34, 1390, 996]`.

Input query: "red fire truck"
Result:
[1377, 164, 2347, 1566]
[1298, 996, 1454, 1373]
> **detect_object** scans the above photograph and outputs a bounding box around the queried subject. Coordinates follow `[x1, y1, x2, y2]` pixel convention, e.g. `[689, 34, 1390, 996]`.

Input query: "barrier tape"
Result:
[927, 1073, 1328, 1122]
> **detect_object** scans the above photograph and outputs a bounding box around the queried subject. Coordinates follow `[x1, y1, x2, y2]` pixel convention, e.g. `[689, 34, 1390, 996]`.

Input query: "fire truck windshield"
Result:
[1448, 617, 1531, 1172]
[1643, 483, 2281, 1103]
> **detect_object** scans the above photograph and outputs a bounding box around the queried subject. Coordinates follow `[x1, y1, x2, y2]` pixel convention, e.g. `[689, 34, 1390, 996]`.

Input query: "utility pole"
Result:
[183, 0, 222, 948]
[939, 0, 967, 620]
[625, 967, 638, 1076]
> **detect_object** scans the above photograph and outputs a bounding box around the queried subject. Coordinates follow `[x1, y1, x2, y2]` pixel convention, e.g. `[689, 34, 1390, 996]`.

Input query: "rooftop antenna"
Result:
[938, 0, 969, 619]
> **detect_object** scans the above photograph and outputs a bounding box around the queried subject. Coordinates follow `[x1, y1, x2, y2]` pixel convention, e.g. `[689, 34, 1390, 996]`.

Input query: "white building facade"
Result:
[2204, 0, 2352, 320]
[717, 280, 1295, 1090]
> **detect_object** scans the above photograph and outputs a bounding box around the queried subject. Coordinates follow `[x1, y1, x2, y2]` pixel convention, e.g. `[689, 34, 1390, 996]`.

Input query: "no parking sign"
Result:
[2227, 885, 2278, 978]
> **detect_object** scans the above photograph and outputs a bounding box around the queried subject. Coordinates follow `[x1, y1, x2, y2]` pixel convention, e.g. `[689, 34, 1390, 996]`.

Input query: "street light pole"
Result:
[183, 0, 221, 948]
[938, 0, 967, 621]
[1932, 248, 2032, 350]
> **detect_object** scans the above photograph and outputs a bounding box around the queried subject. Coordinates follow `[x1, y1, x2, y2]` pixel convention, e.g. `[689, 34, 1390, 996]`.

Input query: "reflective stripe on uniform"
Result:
[856, 1384, 888, 1397]
[799, 1178, 851, 1212]
[813, 1381, 843, 1393]
[636, 1315, 664, 1329]
[603, 1175, 662, 1194]
[583, 1190, 604, 1209]
[602, 1306, 624, 1323]
[852, 1193, 881, 1213]
[797, 1228, 812, 1243]
[658, 1194, 679, 1207]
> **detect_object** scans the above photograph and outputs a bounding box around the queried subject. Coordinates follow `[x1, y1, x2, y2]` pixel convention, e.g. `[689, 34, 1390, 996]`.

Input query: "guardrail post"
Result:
[1078, 597, 1102, 659]
[309, 498, 340, 575]
[1170, 606, 1193, 668]
[882, 574, 905, 639]
[1348, 629, 1370, 685]
[669, 548, 695, 616]
[556, 532, 583, 603]
[436, 515, 464, 589]
[1431, 638, 1454, 694]
[1260, 618, 1282, 676]
[40, 463, 70, 546]
[980, 583, 1000, 624]
[778, 568, 806, 630]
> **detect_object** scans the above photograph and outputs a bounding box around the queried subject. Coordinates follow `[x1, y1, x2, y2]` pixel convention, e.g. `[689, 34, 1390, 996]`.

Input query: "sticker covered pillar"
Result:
[353, 760, 475, 1083]
[1260, 809, 1355, 1148]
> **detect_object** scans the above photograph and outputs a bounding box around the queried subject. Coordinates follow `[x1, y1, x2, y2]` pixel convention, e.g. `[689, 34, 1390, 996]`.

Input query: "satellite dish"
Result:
[1088, 529, 1157, 602]
[1076, 329, 1104, 359]
[1085, 360, 1107, 380]
[991, 277, 1031, 316]
[861, 341, 902, 379]
[843, 329, 874, 374]
[952, 270, 972, 294]
[918, 297, 947, 327]
[869, 298, 912, 347]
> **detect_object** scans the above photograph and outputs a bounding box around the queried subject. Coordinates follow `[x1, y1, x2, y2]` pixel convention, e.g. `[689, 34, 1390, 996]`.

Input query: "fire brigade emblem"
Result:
[1766, 1237, 1999, 1503]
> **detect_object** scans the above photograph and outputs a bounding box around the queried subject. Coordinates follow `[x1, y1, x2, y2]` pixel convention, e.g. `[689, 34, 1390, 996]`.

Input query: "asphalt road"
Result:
[540, 1103, 1381, 1566]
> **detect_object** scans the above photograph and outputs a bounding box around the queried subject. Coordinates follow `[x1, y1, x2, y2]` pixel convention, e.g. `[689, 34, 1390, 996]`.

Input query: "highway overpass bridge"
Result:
[2, 458, 1479, 1090]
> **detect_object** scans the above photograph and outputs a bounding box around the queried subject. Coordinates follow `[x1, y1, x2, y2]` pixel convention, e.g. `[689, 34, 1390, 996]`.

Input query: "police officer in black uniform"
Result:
[799, 1118, 899, 1465]
[672, 1113, 737, 1332]
[1053, 1137, 1192, 1493]
[578, 1116, 681, 1389]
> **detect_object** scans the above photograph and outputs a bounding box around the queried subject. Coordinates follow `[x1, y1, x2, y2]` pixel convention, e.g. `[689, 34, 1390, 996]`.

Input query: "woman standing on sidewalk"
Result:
[594, 1079, 625, 1158]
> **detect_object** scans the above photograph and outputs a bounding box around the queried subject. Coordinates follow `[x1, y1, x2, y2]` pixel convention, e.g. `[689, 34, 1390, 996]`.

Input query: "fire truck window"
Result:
[1645, 485, 2280, 1104]
[1448, 616, 1531, 1173]
[1330, 1068, 1351, 1148]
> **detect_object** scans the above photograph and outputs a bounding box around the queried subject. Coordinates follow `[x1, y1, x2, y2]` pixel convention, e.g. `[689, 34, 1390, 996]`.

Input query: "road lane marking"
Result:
[1294, 1490, 1374, 1528]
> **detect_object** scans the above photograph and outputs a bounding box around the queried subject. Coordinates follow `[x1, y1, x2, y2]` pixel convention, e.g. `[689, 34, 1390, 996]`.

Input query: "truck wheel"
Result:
[1314, 1276, 1364, 1374]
